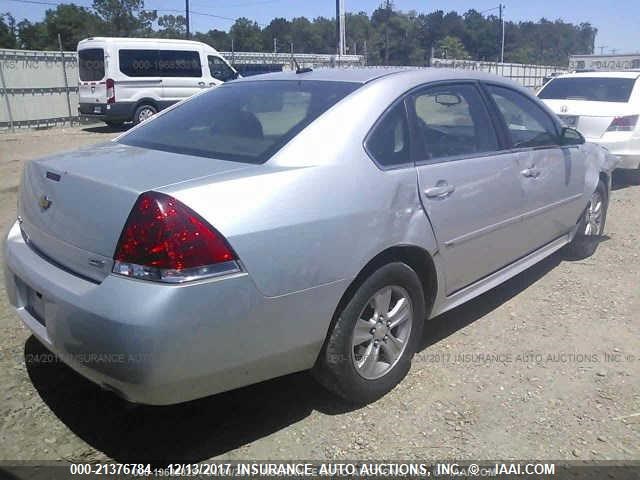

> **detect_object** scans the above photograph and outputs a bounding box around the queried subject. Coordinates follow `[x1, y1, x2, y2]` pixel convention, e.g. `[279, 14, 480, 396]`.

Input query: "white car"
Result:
[538, 71, 640, 171]
[77, 37, 239, 127]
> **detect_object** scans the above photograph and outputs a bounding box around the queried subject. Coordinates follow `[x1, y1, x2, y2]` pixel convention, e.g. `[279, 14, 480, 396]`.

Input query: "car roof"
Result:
[234, 66, 524, 88]
[558, 71, 640, 79]
[78, 37, 216, 50]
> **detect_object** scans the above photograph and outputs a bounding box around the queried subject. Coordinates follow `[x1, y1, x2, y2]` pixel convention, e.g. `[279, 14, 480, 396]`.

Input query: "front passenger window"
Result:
[208, 56, 236, 82]
[366, 102, 411, 168]
[487, 85, 558, 148]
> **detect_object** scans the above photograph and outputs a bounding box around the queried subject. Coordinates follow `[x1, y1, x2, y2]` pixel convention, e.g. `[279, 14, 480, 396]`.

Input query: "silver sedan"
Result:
[4, 68, 616, 405]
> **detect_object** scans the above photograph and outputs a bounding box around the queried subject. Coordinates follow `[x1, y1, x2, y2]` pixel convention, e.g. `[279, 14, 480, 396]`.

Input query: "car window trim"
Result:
[480, 82, 562, 150]
[407, 80, 504, 166]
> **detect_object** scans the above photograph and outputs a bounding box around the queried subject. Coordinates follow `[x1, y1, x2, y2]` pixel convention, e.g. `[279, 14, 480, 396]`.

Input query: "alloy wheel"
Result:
[351, 286, 413, 380]
[584, 189, 604, 236]
[138, 107, 155, 123]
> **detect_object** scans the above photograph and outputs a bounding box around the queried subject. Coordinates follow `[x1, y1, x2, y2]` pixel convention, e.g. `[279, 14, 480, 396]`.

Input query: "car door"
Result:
[159, 48, 207, 104]
[411, 82, 530, 295]
[117, 48, 164, 105]
[484, 84, 587, 253]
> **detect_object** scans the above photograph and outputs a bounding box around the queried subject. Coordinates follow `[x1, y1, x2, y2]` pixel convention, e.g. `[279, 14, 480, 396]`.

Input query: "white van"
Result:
[77, 37, 239, 126]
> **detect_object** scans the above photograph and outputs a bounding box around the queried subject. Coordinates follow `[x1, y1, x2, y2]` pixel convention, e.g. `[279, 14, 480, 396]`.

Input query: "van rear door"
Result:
[78, 48, 107, 107]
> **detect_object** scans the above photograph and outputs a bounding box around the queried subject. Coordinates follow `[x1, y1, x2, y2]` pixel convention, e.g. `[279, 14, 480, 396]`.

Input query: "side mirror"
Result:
[560, 126, 585, 146]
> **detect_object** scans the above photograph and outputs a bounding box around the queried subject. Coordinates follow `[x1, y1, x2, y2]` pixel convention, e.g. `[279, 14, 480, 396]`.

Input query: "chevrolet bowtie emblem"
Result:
[39, 195, 52, 210]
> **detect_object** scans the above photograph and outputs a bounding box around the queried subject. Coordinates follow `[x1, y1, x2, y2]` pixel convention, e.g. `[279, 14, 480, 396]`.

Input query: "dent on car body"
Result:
[582, 143, 619, 196]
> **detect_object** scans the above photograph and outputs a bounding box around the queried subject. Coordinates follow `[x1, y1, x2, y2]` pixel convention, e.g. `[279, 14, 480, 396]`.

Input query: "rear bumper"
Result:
[586, 136, 640, 170]
[78, 102, 136, 123]
[3, 221, 340, 405]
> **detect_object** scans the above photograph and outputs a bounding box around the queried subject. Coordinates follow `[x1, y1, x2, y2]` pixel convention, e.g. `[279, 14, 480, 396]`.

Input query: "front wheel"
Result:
[313, 262, 425, 404]
[563, 179, 608, 260]
[133, 104, 157, 125]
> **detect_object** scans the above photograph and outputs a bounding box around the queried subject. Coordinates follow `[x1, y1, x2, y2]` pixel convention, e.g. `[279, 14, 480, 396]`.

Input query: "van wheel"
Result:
[133, 104, 157, 125]
[563, 179, 608, 260]
[313, 262, 425, 404]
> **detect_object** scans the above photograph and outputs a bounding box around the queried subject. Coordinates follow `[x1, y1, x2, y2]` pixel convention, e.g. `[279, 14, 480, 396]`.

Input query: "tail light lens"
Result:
[106, 78, 115, 104]
[606, 115, 638, 132]
[113, 192, 240, 283]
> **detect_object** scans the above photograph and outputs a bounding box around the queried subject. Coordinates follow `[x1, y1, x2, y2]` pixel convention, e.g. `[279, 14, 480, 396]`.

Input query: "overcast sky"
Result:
[6, 0, 640, 54]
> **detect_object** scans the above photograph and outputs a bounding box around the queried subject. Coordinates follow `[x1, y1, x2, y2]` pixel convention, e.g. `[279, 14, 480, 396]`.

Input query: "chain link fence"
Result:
[429, 58, 568, 90]
[1, 48, 568, 131]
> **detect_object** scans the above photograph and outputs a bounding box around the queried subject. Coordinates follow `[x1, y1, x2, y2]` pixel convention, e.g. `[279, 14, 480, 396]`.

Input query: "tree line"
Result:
[0, 0, 596, 66]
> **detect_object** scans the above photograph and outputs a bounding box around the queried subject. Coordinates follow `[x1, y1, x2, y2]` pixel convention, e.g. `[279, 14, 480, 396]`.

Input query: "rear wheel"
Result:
[133, 104, 157, 125]
[563, 179, 608, 259]
[313, 262, 425, 404]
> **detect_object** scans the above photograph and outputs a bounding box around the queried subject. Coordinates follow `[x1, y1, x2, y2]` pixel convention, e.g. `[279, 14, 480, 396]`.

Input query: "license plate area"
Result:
[558, 115, 579, 127]
[26, 286, 46, 326]
[93, 106, 102, 114]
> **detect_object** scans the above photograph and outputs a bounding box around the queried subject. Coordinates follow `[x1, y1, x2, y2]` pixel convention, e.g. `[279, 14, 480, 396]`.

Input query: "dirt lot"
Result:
[0, 126, 638, 464]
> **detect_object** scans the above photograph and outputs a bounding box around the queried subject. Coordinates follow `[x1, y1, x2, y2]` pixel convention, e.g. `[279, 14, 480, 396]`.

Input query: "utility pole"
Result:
[498, 3, 505, 63]
[335, 0, 346, 56]
[597, 45, 608, 55]
[500, 4, 505, 63]
[273, 37, 277, 53]
[383, 0, 391, 65]
[58, 33, 72, 125]
[185, 0, 190, 39]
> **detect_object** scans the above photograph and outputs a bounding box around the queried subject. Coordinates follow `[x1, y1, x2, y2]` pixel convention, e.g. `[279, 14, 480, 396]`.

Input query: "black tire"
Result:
[104, 120, 124, 128]
[563, 179, 608, 260]
[313, 262, 425, 404]
[133, 104, 157, 125]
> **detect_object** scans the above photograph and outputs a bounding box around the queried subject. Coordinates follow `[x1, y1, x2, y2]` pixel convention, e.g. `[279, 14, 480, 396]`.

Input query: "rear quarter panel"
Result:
[163, 80, 440, 299]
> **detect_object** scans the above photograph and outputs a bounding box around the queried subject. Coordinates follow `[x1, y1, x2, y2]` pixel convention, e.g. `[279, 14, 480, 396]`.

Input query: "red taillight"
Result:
[113, 192, 239, 283]
[106, 78, 115, 104]
[606, 114, 638, 132]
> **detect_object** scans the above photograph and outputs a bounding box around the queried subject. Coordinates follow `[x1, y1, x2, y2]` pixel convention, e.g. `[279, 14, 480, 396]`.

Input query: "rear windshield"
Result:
[120, 80, 361, 164]
[78, 48, 105, 81]
[539, 77, 636, 102]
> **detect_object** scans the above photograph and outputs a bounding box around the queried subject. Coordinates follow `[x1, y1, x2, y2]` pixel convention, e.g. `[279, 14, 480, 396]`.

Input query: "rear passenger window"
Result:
[412, 84, 498, 161]
[487, 85, 558, 148]
[119, 50, 202, 77]
[158, 50, 202, 77]
[119, 49, 159, 77]
[365, 102, 411, 168]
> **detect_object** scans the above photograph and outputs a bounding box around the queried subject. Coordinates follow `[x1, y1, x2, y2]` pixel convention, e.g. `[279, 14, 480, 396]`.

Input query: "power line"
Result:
[188, 0, 281, 8]
[479, 6, 500, 14]
[6, 0, 70, 6]
[7, 0, 269, 30]
[154, 9, 236, 23]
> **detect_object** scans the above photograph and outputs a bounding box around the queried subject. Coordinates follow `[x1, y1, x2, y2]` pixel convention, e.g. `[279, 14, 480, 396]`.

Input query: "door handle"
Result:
[424, 183, 455, 199]
[521, 167, 541, 178]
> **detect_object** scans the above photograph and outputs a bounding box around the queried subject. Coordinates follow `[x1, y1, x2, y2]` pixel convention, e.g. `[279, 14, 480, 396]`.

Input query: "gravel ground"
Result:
[0, 126, 638, 464]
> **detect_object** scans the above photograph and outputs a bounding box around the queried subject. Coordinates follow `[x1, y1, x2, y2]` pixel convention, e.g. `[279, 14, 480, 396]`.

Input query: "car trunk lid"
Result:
[18, 142, 252, 282]
[542, 99, 638, 138]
